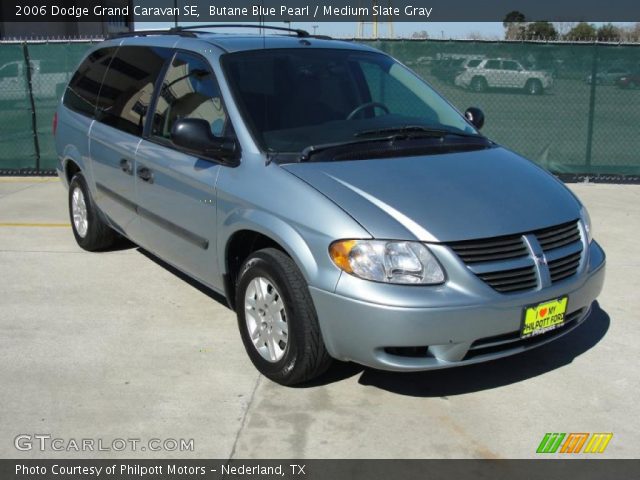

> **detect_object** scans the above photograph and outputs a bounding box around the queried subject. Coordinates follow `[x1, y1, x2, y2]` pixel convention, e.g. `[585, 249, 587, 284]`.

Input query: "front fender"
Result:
[218, 209, 326, 288]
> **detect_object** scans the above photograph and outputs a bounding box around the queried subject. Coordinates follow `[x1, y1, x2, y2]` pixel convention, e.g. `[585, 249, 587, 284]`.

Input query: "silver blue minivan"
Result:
[55, 26, 605, 385]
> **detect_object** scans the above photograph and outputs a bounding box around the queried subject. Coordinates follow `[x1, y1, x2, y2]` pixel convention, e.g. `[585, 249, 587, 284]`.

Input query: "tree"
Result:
[618, 23, 638, 42]
[525, 21, 558, 40]
[554, 22, 576, 37]
[411, 30, 429, 39]
[503, 10, 525, 26]
[565, 22, 597, 41]
[597, 23, 621, 41]
[503, 11, 526, 40]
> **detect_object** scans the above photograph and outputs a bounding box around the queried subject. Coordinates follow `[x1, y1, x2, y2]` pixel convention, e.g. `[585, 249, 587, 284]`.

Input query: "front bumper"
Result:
[310, 241, 605, 371]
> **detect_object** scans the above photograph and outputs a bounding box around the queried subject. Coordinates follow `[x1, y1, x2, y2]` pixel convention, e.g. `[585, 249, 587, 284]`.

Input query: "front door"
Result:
[135, 51, 233, 286]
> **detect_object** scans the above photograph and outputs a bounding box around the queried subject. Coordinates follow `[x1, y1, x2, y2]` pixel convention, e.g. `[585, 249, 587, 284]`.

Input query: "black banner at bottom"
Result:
[1, 460, 639, 480]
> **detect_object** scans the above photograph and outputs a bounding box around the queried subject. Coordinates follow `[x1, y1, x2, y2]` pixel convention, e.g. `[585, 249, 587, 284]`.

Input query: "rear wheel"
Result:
[471, 77, 487, 92]
[68, 173, 116, 251]
[525, 79, 543, 95]
[235, 248, 332, 385]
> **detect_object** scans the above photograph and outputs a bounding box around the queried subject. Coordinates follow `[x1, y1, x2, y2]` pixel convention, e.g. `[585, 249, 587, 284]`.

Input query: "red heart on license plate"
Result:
[539, 307, 548, 317]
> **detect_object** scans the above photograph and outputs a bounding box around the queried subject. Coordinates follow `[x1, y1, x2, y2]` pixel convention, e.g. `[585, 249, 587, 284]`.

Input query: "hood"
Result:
[282, 147, 580, 242]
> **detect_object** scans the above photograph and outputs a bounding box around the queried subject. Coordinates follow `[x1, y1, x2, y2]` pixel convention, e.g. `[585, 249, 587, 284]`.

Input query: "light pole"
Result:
[174, 0, 178, 28]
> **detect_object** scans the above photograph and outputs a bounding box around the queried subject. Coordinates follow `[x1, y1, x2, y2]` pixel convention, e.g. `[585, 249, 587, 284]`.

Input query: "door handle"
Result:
[137, 166, 154, 184]
[119, 158, 133, 175]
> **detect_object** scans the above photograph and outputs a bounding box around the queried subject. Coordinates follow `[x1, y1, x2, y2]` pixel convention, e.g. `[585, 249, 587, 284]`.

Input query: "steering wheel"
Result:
[346, 102, 390, 120]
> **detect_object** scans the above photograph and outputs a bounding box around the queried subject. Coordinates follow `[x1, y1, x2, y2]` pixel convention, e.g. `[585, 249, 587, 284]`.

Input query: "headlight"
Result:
[329, 240, 445, 285]
[580, 206, 593, 244]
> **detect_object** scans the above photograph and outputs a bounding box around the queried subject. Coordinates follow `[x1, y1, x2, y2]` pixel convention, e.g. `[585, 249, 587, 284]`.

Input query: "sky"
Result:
[140, 21, 635, 39]
[142, 21, 507, 39]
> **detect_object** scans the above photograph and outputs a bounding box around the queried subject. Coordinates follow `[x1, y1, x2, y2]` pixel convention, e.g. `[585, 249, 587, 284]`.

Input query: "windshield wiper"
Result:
[354, 125, 482, 139]
[300, 127, 487, 162]
[299, 138, 387, 162]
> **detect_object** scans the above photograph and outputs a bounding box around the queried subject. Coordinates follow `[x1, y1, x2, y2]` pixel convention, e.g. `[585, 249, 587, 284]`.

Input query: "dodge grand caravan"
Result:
[55, 26, 605, 385]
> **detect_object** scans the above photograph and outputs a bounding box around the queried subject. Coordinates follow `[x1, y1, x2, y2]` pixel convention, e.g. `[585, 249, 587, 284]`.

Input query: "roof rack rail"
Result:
[107, 25, 333, 41]
[108, 30, 197, 39]
[170, 24, 310, 37]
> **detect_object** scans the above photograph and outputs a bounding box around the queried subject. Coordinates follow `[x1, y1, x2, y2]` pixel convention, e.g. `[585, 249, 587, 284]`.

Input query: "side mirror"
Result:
[464, 107, 485, 130]
[171, 118, 238, 165]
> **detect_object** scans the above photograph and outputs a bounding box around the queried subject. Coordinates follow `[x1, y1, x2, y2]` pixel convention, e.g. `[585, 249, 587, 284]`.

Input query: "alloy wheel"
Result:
[244, 276, 288, 362]
[71, 186, 88, 238]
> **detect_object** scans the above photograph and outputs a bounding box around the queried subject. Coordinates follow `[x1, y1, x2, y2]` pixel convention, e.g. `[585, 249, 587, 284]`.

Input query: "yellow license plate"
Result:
[521, 297, 568, 338]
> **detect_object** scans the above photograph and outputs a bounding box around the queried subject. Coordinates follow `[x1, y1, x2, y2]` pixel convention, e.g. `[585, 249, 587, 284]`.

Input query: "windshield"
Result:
[221, 48, 478, 154]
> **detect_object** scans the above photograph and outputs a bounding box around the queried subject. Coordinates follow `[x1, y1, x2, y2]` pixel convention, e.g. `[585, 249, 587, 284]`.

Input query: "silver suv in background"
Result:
[55, 26, 604, 385]
[455, 58, 554, 94]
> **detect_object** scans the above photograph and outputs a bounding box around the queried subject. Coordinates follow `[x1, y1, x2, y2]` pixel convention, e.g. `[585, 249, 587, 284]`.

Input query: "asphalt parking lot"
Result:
[1, 177, 638, 459]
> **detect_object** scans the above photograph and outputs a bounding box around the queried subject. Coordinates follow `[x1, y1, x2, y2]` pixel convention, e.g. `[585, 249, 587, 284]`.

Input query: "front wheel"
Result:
[235, 248, 332, 385]
[470, 77, 488, 92]
[525, 79, 543, 95]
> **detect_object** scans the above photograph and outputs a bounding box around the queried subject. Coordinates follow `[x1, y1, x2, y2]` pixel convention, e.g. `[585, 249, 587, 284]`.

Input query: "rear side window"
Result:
[466, 59, 481, 68]
[95, 46, 172, 136]
[64, 47, 117, 117]
[502, 61, 521, 71]
[485, 60, 501, 70]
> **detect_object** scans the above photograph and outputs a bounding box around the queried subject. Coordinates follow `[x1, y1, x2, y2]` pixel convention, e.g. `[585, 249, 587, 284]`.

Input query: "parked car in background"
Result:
[615, 72, 640, 89]
[55, 27, 604, 385]
[585, 67, 628, 85]
[455, 58, 553, 94]
[431, 57, 484, 84]
[430, 57, 467, 83]
[0, 59, 67, 101]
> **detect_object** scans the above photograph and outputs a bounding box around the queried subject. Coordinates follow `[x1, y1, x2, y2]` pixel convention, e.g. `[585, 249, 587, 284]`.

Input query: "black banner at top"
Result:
[2, 0, 640, 23]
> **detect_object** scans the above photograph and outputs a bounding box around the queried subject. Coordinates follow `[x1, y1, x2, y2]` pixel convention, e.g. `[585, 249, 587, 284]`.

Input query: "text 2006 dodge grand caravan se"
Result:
[55, 26, 605, 385]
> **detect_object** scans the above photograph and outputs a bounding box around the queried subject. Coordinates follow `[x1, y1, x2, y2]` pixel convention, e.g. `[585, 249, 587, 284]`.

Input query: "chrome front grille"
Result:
[534, 220, 581, 252]
[476, 265, 538, 293]
[448, 220, 583, 294]
[448, 234, 528, 264]
[548, 251, 582, 283]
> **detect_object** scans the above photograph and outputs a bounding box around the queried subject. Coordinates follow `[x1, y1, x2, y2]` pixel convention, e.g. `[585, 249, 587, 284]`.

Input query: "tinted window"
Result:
[64, 47, 117, 117]
[95, 46, 171, 136]
[466, 59, 481, 68]
[502, 61, 520, 71]
[485, 60, 501, 69]
[151, 52, 230, 140]
[0, 63, 19, 78]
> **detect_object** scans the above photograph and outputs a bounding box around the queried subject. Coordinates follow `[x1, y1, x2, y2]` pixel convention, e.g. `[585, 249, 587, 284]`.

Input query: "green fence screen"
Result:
[0, 40, 98, 173]
[1, 39, 639, 178]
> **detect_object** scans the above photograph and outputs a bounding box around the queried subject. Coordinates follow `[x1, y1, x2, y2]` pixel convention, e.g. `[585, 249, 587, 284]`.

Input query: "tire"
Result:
[471, 77, 487, 92]
[526, 79, 543, 95]
[235, 248, 332, 385]
[68, 173, 116, 251]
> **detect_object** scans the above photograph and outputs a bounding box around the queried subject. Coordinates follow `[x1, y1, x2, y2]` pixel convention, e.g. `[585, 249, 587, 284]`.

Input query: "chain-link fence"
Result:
[0, 40, 99, 174]
[360, 39, 640, 180]
[1, 38, 639, 179]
